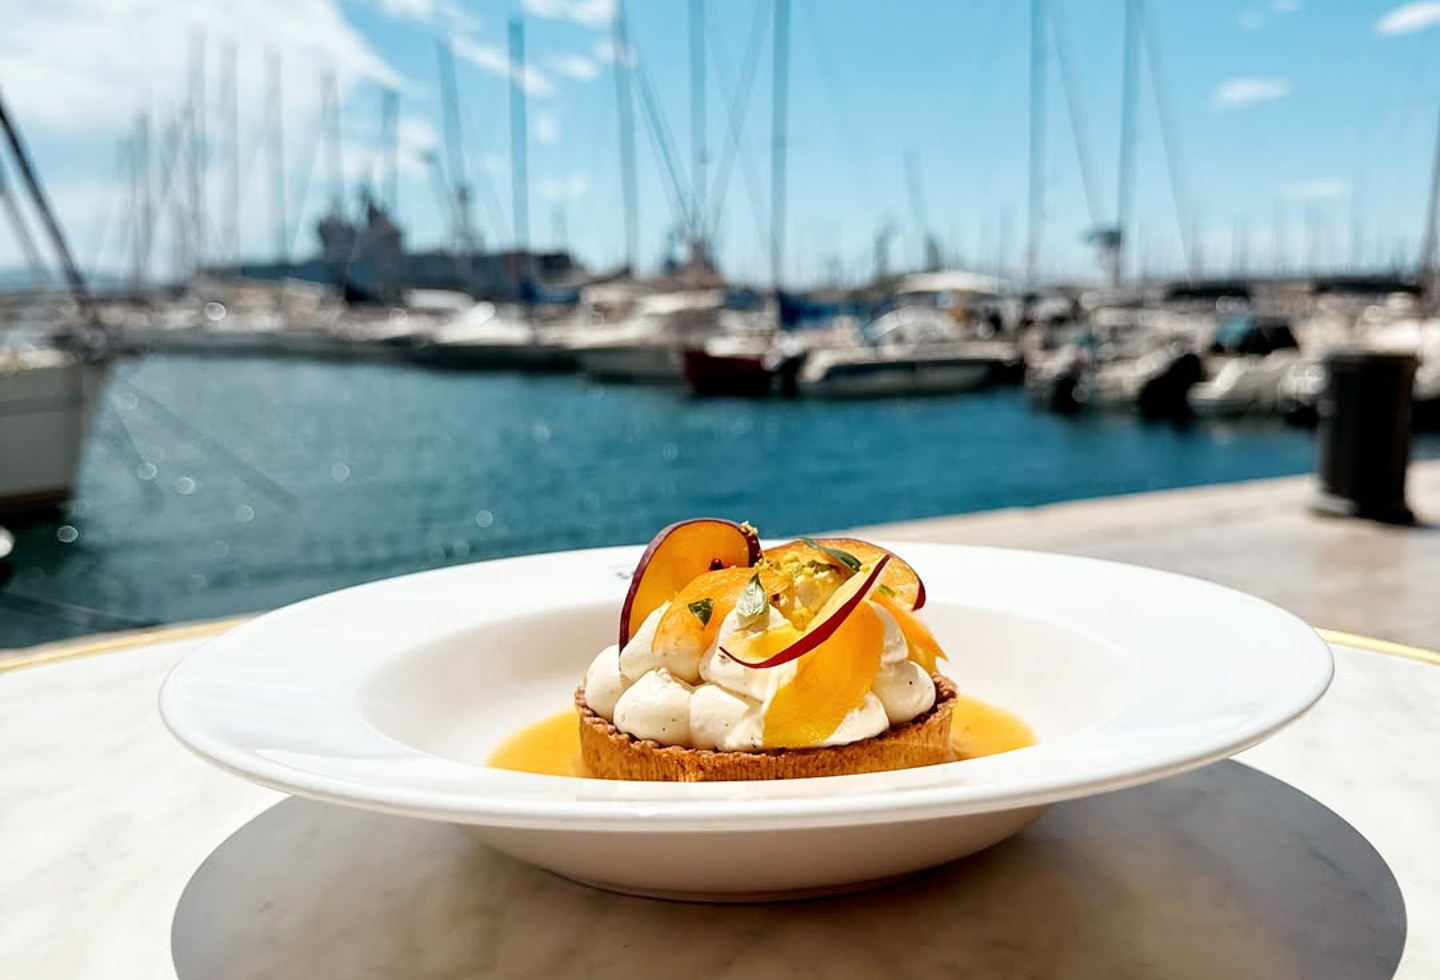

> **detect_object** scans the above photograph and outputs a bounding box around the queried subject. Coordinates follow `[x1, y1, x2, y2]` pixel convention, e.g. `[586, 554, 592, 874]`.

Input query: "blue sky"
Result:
[1, 0, 1437, 286]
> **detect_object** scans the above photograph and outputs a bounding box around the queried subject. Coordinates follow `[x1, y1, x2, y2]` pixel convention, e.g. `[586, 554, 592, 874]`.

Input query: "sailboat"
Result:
[0, 93, 112, 518]
[0, 339, 108, 516]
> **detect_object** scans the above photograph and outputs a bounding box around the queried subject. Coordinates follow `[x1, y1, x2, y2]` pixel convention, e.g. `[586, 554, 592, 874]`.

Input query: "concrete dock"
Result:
[856, 459, 1440, 650]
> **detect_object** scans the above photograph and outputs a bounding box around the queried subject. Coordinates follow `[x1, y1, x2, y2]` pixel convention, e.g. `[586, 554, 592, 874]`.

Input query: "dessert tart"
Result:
[577, 519, 958, 782]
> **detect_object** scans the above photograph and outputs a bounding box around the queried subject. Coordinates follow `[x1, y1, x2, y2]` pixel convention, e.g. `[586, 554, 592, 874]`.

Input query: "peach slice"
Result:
[762, 537, 926, 610]
[651, 566, 790, 661]
[619, 519, 762, 646]
[872, 589, 947, 674]
[762, 600, 886, 748]
[724, 557, 890, 669]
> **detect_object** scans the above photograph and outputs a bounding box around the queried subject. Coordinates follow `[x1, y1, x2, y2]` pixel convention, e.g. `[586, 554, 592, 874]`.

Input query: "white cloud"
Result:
[0, 0, 401, 137]
[1211, 77, 1291, 110]
[592, 36, 635, 66]
[548, 53, 599, 80]
[1284, 179, 1350, 200]
[537, 173, 590, 200]
[522, 0, 616, 30]
[1270, 0, 1300, 13]
[1376, 1, 1440, 34]
[533, 112, 561, 144]
[366, 0, 436, 21]
[1238, 8, 1265, 30]
[356, 0, 477, 31]
[453, 36, 555, 97]
[0, 0, 416, 273]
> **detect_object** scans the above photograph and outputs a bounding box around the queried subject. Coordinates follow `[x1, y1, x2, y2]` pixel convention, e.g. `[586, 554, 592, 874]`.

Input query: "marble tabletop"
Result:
[2, 631, 1437, 980]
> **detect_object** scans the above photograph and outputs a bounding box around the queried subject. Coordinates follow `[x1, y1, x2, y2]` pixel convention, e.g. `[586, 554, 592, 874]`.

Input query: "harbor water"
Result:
[5, 353, 1438, 648]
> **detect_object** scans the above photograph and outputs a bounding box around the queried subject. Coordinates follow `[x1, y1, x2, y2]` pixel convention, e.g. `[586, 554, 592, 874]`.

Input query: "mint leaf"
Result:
[800, 537, 862, 574]
[736, 573, 770, 621]
[687, 598, 714, 626]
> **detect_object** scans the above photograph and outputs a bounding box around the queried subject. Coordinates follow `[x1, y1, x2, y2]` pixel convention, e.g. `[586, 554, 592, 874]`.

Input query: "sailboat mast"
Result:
[225, 42, 239, 264]
[1026, 0, 1046, 288]
[1115, 0, 1139, 286]
[690, 0, 706, 255]
[134, 111, 152, 288]
[1418, 104, 1440, 299]
[770, 0, 789, 292]
[438, 39, 474, 279]
[380, 89, 399, 212]
[190, 31, 206, 277]
[324, 70, 342, 212]
[612, 0, 638, 273]
[509, 16, 531, 273]
[0, 87, 100, 325]
[266, 50, 286, 268]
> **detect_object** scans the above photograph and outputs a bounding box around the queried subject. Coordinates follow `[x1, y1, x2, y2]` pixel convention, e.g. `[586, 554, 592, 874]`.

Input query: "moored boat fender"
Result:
[0, 526, 13, 585]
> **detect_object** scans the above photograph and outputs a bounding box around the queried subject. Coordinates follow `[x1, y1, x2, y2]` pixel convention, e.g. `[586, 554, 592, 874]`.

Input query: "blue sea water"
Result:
[3, 354, 1435, 647]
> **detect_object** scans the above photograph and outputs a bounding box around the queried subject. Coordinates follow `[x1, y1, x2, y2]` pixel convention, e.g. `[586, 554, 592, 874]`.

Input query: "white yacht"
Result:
[795, 338, 1012, 398]
[405, 301, 575, 371]
[566, 288, 727, 384]
[795, 273, 1016, 398]
[1188, 350, 1302, 418]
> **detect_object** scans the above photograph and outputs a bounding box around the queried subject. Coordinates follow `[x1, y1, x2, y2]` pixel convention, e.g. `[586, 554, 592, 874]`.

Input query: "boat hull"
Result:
[798, 358, 995, 399]
[574, 345, 683, 384]
[405, 340, 576, 372]
[681, 348, 775, 397]
[0, 354, 108, 518]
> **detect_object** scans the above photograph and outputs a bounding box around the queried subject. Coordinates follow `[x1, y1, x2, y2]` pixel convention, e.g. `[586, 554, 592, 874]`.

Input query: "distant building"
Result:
[211, 196, 585, 303]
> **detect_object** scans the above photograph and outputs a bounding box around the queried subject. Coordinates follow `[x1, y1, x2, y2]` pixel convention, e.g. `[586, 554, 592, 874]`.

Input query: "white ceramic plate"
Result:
[161, 543, 1333, 901]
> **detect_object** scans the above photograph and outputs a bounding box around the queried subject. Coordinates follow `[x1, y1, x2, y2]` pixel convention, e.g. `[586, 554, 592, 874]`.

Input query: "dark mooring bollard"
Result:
[1311, 349, 1418, 525]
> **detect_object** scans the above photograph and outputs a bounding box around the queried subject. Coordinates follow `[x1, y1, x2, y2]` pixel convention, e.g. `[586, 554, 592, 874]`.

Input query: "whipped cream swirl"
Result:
[584, 602, 936, 750]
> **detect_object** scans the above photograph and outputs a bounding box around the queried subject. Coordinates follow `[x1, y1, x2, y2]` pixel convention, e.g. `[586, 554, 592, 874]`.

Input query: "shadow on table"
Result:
[172, 761, 1405, 980]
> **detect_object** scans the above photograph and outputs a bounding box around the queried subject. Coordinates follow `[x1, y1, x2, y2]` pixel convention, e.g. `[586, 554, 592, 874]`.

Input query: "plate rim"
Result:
[159, 542, 1334, 831]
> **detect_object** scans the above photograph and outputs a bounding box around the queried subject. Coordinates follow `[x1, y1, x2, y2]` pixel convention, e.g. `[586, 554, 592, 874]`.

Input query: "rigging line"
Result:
[0, 152, 49, 283]
[1046, 0, 1103, 231]
[283, 76, 329, 261]
[797, 0, 876, 222]
[139, 110, 189, 278]
[226, 87, 271, 264]
[461, 101, 510, 242]
[97, 397, 166, 507]
[85, 141, 126, 278]
[0, 590, 160, 631]
[705, 0, 769, 258]
[632, 55, 695, 237]
[1135, 0, 1196, 280]
[111, 374, 301, 510]
[1419, 103, 1440, 280]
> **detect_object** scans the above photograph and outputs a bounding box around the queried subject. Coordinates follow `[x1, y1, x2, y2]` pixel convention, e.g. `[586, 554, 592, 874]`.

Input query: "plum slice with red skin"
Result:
[618, 519, 762, 647]
[722, 556, 891, 669]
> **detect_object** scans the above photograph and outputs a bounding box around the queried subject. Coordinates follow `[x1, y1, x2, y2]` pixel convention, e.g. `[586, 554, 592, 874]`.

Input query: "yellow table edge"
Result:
[0, 616, 252, 673]
[1, 619, 1436, 674]
[1313, 629, 1440, 667]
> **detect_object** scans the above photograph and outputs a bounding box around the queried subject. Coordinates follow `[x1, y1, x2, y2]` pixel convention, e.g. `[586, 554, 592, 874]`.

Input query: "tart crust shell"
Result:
[576, 676, 957, 782]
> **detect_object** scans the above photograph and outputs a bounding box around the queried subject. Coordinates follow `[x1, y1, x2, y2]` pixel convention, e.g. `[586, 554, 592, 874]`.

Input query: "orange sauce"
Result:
[488, 711, 586, 776]
[948, 693, 1037, 759]
[488, 696, 1035, 777]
